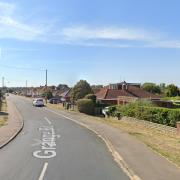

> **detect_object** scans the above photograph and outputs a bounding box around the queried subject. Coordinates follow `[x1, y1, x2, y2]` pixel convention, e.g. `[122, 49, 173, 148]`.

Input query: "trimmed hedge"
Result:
[108, 102, 180, 127]
[84, 94, 96, 104]
[77, 99, 95, 115]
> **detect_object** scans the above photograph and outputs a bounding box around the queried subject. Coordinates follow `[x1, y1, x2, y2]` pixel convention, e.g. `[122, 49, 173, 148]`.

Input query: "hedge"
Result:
[77, 99, 95, 115]
[108, 103, 180, 127]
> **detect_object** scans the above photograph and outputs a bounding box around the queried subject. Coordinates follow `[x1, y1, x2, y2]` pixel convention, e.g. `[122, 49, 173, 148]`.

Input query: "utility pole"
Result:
[26, 80, 27, 96]
[45, 69, 47, 104]
[2, 77, 5, 94]
[2, 77, 4, 88]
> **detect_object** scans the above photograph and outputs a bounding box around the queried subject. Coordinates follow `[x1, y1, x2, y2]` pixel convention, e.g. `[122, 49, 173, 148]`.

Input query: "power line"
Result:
[0, 64, 45, 71]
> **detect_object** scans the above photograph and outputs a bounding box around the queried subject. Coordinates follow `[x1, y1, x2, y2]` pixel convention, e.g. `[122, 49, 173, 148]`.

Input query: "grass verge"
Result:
[46, 103, 180, 167]
[0, 100, 8, 127]
[103, 118, 180, 167]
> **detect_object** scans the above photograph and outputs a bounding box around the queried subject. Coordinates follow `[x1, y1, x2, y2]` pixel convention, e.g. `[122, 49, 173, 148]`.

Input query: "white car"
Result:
[102, 107, 109, 117]
[33, 98, 44, 107]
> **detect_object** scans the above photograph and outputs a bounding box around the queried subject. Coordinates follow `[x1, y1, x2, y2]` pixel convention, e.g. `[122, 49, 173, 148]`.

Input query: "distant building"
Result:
[60, 89, 71, 102]
[96, 81, 161, 105]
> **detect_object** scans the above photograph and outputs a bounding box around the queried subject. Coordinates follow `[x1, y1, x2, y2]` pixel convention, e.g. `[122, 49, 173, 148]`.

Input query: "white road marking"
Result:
[44, 107, 141, 180]
[38, 162, 48, 180]
[44, 117, 52, 125]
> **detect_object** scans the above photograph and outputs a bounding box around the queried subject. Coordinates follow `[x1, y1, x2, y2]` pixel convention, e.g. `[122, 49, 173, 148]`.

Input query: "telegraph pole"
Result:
[26, 80, 27, 96]
[45, 69, 47, 104]
[2, 77, 4, 88]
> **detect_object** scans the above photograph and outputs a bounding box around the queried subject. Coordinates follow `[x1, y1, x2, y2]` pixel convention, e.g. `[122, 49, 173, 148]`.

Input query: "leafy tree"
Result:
[159, 83, 166, 93]
[91, 85, 103, 89]
[142, 83, 161, 94]
[57, 84, 69, 90]
[166, 84, 180, 97]
[0, 90, 2, 102]
[71, 80, 93, 101]
[43, 90, 53, 99]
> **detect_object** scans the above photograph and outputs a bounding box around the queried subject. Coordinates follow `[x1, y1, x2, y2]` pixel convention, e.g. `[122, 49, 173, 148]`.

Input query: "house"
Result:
[60, 89, 71, 102]
[96, 81, 161, 105]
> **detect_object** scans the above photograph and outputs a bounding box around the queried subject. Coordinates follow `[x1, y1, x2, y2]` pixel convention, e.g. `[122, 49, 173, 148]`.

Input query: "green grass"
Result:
[163, 96, 180, 101]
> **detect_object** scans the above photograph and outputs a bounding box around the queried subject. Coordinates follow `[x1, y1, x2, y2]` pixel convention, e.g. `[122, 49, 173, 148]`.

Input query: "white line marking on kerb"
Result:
[38, 162, 48, 180]
[44, 117, 52, 125]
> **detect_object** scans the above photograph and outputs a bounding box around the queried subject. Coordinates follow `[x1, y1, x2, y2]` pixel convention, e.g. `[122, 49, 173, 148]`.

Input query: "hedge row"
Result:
[77, 99, 94, 115]
[108, 103, 180, 127]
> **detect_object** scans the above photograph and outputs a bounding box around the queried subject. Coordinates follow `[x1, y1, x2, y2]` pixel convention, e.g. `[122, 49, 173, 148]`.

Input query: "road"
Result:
[0, 95, 129, 180]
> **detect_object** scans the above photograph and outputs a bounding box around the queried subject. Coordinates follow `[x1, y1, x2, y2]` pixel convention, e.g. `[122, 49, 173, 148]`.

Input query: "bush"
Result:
[84, 94, 96, 104]
[108, 101, 180, 127]
[108, 106, 117, 117]
[77, 99, 95, 115]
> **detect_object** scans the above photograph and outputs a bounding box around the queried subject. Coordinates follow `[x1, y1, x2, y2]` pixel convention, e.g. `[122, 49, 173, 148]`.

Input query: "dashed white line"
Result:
[44, 117, 52, 125]
[38, 162, 48, 180]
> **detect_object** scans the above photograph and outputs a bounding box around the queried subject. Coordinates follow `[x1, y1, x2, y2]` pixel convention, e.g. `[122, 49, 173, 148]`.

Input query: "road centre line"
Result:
[44, 117, 52, 125]
[38, 162, 48, 180]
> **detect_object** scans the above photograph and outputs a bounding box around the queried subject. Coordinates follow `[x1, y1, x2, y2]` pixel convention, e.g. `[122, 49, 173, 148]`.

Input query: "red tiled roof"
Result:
[96, 88, 108, 99]
[105, 89, 134, 100]
[92, 88, 101, 94]
[60, 89, 71, 97]
[127, 86, 160, 99]
[96, 85, 161, 100]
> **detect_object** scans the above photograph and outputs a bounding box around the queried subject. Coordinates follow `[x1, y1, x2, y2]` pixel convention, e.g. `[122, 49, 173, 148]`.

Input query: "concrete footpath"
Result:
[45, 106, 180, 180]
[0, 97, 23, 148]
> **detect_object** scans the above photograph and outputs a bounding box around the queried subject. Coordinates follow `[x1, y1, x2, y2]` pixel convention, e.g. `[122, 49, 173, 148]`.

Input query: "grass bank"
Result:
[46, 103, 180, 167]
[0, 100, 8, 127]
[103, 118, 180, 167]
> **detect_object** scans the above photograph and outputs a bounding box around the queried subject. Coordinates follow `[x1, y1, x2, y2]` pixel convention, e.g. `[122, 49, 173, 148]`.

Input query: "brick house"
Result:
[96, 81, 161, 105]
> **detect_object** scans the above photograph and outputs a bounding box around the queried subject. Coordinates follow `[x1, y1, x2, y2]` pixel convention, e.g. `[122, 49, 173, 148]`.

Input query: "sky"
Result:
[0, 0, 180, 87]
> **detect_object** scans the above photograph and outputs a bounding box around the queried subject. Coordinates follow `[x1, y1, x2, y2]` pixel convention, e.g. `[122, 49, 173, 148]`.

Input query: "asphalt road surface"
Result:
[0, 95, 130, 180]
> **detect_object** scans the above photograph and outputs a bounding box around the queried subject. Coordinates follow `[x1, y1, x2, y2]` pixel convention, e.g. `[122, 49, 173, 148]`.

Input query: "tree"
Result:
[43, 90, 53, 99]
[71, 80, 93, 101]
[159, 83, 166, 94]
[57, 84, 69, 90]
[0, 90, 2, 102]
[91, 85, 103, 89]
[142, 83, 161, 94]
[166, 84, 180, 97]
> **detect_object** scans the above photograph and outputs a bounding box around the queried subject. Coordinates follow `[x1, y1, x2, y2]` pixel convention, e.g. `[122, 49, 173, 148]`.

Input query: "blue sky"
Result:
[0, 0, 180, 87]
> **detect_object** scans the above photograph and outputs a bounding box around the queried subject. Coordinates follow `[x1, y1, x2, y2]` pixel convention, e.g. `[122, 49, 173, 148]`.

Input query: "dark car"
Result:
[48, 98, 61, 104]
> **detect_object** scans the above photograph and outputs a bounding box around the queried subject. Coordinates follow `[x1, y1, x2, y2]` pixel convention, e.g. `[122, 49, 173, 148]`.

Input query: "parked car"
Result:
[48, 98, 61, 104]
[33, 98, 44, 107]
[102, 107, 109, 117]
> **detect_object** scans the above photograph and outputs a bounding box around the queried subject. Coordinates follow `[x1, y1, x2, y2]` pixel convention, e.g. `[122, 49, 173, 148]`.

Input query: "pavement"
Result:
[1, 95, 180, 180]
[45, 103, 180, 180]
[0, 97, 23, 148]
[0, 95, 129, 180]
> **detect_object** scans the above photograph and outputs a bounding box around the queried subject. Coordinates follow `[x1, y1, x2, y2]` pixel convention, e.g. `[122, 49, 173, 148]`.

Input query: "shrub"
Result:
[168, 110, 180, 127]
[108, 106, 117, 117]
[77, 99, 95, 115]
[84, 94, 96, 104]
[108, 101, 180, 127]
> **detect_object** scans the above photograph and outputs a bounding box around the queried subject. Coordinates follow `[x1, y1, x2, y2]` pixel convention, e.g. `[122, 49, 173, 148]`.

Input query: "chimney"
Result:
[122, 81, 127, 90]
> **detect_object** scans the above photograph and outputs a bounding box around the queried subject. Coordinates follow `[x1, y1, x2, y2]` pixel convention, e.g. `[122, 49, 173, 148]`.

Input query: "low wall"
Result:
[120, 116, 178, 135]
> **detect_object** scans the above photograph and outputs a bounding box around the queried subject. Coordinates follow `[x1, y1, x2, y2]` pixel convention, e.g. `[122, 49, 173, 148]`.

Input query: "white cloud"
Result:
[0, 2, 180, 49]
[0, 2, 46, 41]
[61, 25, 180, 49]
[0, 2, 15, 16]
[61, 26, 156, 41]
